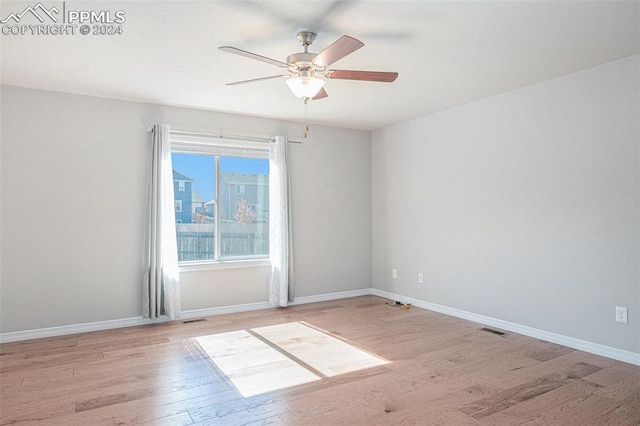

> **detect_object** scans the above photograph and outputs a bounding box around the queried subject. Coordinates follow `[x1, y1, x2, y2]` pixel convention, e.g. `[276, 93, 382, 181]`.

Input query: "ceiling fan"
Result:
[219, 31, 398, 101]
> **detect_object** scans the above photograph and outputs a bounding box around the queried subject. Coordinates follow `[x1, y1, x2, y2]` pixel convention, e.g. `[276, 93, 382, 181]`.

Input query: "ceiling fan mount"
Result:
[296, 31, 317, 48]
[219, 31, 398, 101]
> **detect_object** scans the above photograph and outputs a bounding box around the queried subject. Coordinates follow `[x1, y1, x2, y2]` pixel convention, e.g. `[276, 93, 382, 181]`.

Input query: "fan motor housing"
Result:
[287, 52, 316, 68]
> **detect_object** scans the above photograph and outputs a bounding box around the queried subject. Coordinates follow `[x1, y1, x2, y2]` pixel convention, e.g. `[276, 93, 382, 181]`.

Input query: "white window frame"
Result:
[170, 133, 270, 271]
[235, 184, 245, 195]
[175, 199, 182, 213]
[178, 181, 185, 192]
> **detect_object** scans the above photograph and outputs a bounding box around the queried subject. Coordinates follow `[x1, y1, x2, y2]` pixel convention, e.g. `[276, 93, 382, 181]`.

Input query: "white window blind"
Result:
[170, 133, 268, 158]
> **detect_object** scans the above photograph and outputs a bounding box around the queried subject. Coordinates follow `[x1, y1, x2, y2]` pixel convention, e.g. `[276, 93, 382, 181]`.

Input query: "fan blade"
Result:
[226, 75, 288, 86]
[311, 35, 364, 67]
[326, 70, 398, 82]
[219, 46, 289, 68]
[312, 87, 328, 100]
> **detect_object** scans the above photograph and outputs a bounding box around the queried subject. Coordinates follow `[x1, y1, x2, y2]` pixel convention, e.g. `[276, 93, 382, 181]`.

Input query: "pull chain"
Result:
[303, 98, 309, 141]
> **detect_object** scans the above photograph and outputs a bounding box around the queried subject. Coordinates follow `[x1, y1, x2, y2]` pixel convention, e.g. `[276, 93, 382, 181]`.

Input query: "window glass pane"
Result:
[171, 153, 215, 262]
[171, 150, 270, 264]
[219, 156, 269, 258]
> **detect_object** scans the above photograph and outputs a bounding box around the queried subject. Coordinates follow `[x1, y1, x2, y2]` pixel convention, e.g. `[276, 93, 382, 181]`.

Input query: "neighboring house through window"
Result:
[172, 171, 192, 224]
[221, 173, 268, 222]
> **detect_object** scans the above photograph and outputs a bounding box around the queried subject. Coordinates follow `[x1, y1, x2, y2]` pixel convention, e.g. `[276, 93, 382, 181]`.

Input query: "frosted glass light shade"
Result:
[286, 76, 325, 99]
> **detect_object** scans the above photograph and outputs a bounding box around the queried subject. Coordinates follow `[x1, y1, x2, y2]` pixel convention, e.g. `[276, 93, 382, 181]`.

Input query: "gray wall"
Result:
[2, 55, 637, 356]
[372, 55, 639, 353]
[0, 86, 371, 333]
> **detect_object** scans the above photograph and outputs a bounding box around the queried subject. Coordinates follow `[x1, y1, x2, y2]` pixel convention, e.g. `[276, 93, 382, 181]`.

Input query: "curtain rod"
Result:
[149, 127, 303, 144]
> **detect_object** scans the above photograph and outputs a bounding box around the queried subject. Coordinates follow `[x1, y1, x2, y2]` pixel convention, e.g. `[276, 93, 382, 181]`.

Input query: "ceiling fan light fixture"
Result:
[286, 76, 325, 99]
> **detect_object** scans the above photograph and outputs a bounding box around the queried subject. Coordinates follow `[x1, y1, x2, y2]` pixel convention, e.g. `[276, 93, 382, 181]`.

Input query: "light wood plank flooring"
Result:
[1, 296, 639, 425]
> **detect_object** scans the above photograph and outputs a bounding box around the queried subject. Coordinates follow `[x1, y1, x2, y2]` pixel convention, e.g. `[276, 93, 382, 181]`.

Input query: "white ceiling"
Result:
[1, 1, 638, 131]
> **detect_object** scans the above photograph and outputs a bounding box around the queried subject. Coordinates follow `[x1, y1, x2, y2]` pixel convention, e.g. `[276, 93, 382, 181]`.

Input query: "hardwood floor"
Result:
[1, 296, 638, 425]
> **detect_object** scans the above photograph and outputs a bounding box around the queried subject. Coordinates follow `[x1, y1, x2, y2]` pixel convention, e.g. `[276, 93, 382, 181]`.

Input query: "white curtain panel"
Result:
[268, 136, 294, 306]
[143, 124, 181, 319]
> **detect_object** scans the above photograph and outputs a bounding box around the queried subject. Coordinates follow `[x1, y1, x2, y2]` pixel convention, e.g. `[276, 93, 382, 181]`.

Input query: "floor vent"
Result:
[183, 318, 206, 324]
[480, 327, 506, 336]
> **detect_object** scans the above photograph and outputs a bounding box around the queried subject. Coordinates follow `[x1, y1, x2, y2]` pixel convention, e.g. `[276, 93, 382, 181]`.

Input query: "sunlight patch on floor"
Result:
[193, 322, 389, 397]
[252, 322, 389, 377]
[194, 329, 321, 397]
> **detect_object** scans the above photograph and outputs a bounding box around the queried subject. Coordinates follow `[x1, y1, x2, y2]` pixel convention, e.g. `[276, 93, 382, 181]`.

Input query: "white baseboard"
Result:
[0, 316, 160, 344]
[290, 288, 372, 306]
[3, 287, 637, 367]
[371, 288, 640, 367]
[180, 301, 273, 321]
[181, 288, 372, 320]
[0, 288, 373, 344]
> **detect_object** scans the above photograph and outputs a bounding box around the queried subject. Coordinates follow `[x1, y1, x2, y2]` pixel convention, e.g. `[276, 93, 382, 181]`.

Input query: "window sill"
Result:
[178, 258, 270, 273]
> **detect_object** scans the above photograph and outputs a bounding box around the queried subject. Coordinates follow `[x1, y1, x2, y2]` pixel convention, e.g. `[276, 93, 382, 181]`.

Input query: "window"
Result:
[170, 134, 269, 264]
[178, 181, 185, 191]
[175, 200, 182, 213]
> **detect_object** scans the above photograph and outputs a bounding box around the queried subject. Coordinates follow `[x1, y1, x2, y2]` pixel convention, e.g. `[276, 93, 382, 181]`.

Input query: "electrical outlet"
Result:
[615, 307, 628, 324]
[392, 268, 397, 279]
[417, 273, 424, 284]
